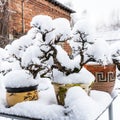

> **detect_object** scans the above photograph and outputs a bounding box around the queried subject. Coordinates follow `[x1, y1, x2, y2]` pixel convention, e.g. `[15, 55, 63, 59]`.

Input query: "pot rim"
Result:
[6, 85, 38, 93]
[52, 82, 90, 86]
[85, 63, 116, 66]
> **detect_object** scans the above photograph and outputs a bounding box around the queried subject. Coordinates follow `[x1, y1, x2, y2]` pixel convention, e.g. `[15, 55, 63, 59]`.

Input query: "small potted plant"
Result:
[3, 70, 38, 107]
[70, 19, 116, 94]
[43, 17, 95, 105]
[1, 15, 55, 107]
[84, 39, 116, 94]
[72, 19, 116, 93]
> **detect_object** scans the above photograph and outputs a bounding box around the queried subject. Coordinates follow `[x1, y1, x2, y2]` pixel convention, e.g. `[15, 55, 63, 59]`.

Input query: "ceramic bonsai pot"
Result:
[52, 82, 91, 105]
[84, 64, 116, 94]
[6, 85, 38, 107]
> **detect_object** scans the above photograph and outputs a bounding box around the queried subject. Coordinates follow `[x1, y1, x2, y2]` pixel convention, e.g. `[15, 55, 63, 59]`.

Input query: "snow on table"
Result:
[0, 80, 117, 120]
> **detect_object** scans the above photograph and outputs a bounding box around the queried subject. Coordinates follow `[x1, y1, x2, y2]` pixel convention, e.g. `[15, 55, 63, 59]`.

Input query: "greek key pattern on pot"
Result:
[95, 72, 115, 82]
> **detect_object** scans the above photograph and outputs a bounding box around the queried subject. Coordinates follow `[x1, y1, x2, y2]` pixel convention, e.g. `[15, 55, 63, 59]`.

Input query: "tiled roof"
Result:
[46, 0, 75, 13]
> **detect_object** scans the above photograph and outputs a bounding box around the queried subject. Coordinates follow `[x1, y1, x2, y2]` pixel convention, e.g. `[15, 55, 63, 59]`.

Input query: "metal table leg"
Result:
[108, 103, 113, 120]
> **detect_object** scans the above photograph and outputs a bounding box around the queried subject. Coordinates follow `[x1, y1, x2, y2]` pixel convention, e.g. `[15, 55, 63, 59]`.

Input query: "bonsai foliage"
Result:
[70, 19, 96, 68]
[3, 15, 54, 79]
[110, 42, 120, 69]
[71, 19, 113, 66]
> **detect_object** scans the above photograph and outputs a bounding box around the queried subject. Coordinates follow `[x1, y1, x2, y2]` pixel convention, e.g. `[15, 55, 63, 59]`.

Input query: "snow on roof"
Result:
[46, 0, 75, 13]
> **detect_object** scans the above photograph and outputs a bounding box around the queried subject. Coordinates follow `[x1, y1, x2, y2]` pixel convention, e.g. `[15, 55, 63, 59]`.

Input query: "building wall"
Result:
[8, 0, 23, 38]
[8, 0, 71, 38]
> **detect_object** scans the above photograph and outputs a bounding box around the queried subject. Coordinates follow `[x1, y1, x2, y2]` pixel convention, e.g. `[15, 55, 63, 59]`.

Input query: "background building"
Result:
[0, 0, 75, 47]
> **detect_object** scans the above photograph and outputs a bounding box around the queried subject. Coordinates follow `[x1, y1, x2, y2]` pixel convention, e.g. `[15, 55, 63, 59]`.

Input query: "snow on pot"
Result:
[84, 63, 116, 94]
[3, 70, 38, 107]
[52, 67, 95, 105]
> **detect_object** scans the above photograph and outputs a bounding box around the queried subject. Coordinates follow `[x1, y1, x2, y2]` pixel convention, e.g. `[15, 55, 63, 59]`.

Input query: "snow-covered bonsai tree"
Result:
[70, 19, 113, 66]
[0, 15, 56, 106]
[70, 19, 95, 66]
[28, 15, 95, 87]
[69, 18, 116, 94]
[2, 15, 54, 79]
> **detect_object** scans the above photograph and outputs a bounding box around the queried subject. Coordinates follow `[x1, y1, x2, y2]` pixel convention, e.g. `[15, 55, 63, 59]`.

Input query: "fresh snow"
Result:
[30, 15, 53, 33]
[52, 67, 95, 84]
[88, 39, 112, 65]
[3, 70, 38, 88]
[53, 18, 72, 42]
[55, 45, 80, 70]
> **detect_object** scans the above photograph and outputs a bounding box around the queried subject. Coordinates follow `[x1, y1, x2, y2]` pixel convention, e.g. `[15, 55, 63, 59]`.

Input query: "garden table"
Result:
[95, 94, 117, 120]
[0, 93, 117, 120]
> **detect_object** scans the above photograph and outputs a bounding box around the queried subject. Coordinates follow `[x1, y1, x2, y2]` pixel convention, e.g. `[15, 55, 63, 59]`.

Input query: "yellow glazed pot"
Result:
[52, 82, 91, 105]
[6, 85, 38, 107]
